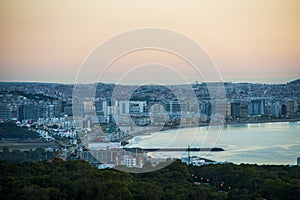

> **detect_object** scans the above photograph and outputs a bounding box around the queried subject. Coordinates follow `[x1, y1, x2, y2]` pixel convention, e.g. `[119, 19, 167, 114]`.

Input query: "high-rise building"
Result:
[213, 101, 230, 117]
[63, 106, 73, 116]
[231, 102, 248, 119]
[288, 100, 298, 114]
[46, 105, 54, 118]
[46, 103, 61, 118]
[149, 104, 168, 125]
[72, 101, 84, 117]
[281, 104, 287, 115]
[119, 100, 146, 116]
[270, 101, 281, 116]
[95, 98, 117, 123]
[53, 102, 62, 117]
[83, 101, 95, 114]
[198, 101, 210, 116]
[248, 99, 265, 115]
[166, 99, 186, 114]
[95, 99, 105, 123]
[225, 102, 231, 117]
[0, 103, 12, 121]
[18, 103, 37, 121]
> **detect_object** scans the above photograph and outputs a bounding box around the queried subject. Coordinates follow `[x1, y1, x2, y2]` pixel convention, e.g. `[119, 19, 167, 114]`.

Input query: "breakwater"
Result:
[123, 147, 224, 153]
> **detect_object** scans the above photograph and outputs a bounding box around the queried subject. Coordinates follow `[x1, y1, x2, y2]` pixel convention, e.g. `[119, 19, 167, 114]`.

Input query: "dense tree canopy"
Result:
[0, 148, 56, 163]
[0, 122, 38, 139]
[189, 163, 300, 200]
[0, 159, 299, 199]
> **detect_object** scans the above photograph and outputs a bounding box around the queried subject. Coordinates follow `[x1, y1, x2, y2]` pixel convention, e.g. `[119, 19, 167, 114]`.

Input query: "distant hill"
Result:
[288, 79, 300, 85]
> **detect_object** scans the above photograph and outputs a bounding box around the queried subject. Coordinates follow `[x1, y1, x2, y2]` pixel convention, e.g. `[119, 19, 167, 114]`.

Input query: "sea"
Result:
[126, 121, 300, 165]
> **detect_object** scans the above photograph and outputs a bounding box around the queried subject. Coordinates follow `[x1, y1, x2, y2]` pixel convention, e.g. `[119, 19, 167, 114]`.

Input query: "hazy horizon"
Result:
[0, 78, 299, 86]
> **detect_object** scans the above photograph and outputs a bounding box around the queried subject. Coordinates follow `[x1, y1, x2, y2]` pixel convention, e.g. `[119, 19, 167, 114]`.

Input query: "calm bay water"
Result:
[127, 121, 300, 165]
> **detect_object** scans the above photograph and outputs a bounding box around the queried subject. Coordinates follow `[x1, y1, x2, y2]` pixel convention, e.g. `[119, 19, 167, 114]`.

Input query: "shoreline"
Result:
[223, 117, 300, 125]
[122, 118, 300, 143]
[161, 118, 300, 131]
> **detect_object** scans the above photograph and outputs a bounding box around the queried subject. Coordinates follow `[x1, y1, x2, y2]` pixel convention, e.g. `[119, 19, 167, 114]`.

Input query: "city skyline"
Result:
[1, 2, 300, 196]
[0, 0, 300, 84]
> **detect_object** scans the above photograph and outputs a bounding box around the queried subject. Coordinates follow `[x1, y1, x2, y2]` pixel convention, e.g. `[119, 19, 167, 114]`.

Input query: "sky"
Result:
[0, 0, 299, 84]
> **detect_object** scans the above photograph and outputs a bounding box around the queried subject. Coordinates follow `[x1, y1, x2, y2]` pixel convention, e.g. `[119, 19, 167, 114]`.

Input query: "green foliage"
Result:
[189, 163, 300, 200]
[0, 148, 55, 163]
[0, 159, 223, 200]
[0, 159, 299, 199]
[0, 122, 38, 139]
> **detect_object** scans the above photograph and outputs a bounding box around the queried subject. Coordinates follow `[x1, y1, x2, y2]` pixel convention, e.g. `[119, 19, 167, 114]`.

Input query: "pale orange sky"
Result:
[0, 0, 299, 84]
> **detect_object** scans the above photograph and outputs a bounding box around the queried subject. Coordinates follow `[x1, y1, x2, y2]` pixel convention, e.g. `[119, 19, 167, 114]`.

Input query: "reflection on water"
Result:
[127, 121, 300, 165]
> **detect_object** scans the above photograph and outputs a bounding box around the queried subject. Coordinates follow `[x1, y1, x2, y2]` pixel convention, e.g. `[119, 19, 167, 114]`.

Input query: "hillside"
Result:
[0, 159, 299, 200]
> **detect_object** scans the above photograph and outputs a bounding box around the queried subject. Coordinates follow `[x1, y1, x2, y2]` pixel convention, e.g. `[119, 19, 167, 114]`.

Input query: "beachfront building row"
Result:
[69, 98, 299, 127]
[1, 95, 299, 124]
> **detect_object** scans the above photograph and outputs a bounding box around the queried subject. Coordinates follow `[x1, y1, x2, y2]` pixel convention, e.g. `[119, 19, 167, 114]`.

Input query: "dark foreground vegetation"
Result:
[0, 148, 56, 163]
[0, 122, 38, 140]
[0, 159, 299, 200]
